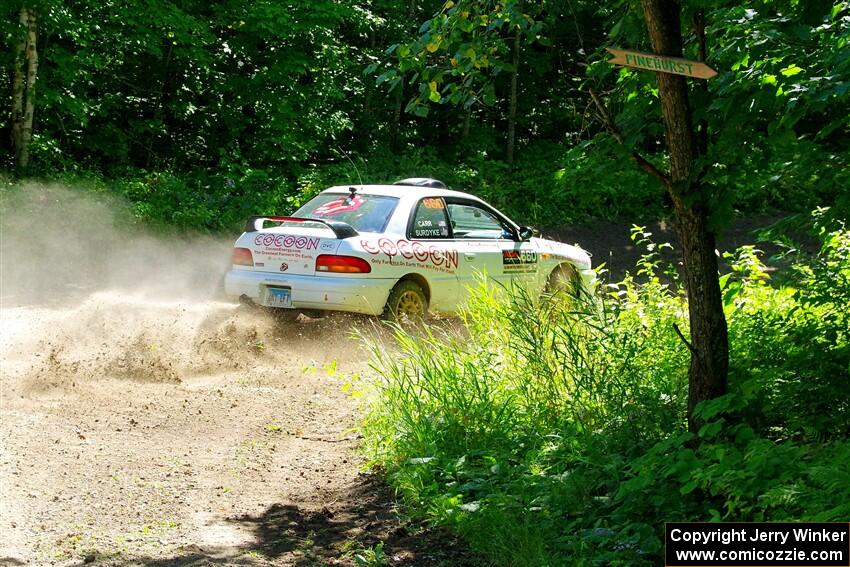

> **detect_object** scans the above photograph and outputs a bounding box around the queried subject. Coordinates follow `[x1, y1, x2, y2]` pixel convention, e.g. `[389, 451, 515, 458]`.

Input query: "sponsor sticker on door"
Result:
[503, 249, 538, 273]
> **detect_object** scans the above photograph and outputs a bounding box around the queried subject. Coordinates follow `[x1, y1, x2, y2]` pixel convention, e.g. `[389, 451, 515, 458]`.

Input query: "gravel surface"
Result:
[0, 297, 469, 567]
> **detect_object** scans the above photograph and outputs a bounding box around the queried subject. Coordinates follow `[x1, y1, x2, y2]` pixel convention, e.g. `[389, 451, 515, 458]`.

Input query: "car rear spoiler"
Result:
[244, 216, 359, 239]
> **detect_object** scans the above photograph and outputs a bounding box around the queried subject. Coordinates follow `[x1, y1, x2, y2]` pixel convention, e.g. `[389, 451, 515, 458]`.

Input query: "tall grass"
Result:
[360, 214, 850, 565]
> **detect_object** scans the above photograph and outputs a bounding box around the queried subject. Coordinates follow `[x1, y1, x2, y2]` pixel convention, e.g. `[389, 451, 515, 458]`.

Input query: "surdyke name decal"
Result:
[361, 238, 459, 272]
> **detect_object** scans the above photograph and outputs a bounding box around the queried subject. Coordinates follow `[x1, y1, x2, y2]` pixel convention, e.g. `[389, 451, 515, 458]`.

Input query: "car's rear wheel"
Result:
[383, 280, 428, 322]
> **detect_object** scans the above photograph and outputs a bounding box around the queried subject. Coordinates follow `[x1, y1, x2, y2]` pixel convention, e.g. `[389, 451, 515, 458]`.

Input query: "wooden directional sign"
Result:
[606, 47, 717, 80]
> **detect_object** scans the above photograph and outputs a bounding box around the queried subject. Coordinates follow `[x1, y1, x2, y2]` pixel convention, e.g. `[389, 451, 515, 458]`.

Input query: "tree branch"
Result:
[673, 323, 697, 356]
[588, 88, 671, 188]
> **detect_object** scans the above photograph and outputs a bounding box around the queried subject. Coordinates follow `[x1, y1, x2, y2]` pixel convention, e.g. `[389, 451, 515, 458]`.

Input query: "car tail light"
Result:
[316, 254, 371, 274]
[232, 247, 254, 266]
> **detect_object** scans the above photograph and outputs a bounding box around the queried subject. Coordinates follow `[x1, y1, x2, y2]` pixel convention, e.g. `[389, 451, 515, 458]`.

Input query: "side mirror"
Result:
[518, 226, 534, 241]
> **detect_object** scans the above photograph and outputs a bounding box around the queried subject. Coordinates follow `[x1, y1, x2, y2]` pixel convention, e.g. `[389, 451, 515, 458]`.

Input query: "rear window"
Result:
[292, 193, 399, 233]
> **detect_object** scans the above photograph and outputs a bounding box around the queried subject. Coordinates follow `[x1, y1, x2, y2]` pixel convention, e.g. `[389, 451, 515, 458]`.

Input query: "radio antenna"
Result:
[335, 145, 364, 188]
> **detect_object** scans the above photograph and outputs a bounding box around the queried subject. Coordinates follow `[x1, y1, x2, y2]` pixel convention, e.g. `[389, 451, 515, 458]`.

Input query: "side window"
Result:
[446, 202, 513, 240]
[409, 197, 451, 239]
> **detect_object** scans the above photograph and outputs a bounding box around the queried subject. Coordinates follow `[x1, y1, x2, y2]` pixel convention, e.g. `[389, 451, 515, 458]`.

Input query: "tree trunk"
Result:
[360, 29, 377, 152]
[11, 6, 37, 170]
[506, 27, 520, 166]
[675, 202, 729, 429]
[390, 0, 417, 154]
[640, 0, 728, 433]
[10, 13, 26, 162]
[389, 79, 403, 154]
[692, 11, 709, 156]
[19, 7, 37, 169]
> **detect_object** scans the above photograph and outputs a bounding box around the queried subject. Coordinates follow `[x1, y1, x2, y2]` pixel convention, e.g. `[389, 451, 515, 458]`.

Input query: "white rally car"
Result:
[224, 178, 592, 319]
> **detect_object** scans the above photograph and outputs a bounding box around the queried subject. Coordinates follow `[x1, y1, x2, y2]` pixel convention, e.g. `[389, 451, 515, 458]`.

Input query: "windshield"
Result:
[292, 193, 399, 233]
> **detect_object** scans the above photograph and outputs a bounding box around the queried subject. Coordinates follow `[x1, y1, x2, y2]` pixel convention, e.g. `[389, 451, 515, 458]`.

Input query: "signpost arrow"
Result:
[606, 47, 717, 80]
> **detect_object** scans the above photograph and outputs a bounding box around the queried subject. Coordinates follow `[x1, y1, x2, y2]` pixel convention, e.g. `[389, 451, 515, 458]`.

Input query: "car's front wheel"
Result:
[546, 264, 581, 297]
[383, 280, 428, 322]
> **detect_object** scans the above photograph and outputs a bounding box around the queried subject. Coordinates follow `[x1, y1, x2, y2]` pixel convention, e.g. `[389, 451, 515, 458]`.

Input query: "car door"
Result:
[444, 199, 540, 298]
[404, 196, 460, 312]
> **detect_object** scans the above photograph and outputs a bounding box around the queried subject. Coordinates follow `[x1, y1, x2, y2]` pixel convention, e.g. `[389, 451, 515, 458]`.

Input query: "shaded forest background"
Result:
[1, 0, 847, 232]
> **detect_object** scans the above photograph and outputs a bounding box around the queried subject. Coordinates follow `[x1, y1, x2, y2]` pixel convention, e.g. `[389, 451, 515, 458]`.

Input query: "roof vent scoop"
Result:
[393, 178, 447, 189]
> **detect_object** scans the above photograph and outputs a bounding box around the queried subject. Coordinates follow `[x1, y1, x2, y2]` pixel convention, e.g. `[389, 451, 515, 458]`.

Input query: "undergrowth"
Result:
[0, 143, 692, 233]
[7, 136, 844, 234]
[360, 211, 850, 566]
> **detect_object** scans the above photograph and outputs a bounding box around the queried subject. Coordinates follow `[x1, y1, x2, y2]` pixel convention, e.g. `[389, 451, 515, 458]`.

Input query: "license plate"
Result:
[264, 287, 292, 308]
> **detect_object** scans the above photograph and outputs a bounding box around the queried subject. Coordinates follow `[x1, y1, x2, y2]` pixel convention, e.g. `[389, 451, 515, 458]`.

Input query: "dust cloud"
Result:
[0, 186, 387, 565]
[0, 183, 231, 305]
[0, 183, 351, 394]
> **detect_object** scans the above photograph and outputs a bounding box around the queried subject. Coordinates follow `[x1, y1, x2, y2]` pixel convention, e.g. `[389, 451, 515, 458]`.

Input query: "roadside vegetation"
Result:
[361, 213, 850, 566]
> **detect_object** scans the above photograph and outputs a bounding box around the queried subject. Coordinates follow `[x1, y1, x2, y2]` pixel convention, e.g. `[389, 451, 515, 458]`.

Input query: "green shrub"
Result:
[360, 215, 850, 565]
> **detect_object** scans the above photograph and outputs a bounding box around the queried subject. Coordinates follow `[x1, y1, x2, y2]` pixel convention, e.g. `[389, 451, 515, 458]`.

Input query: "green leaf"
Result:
[482, 84, 496, 106]
[780, 64, 803, 77]
[609, 18, 623, 39]
[733, 425, 756, 444]
[698, 419, 725, 439]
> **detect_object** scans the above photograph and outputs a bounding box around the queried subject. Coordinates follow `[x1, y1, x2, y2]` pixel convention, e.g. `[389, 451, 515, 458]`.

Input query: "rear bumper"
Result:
[224, 269, 394, 316]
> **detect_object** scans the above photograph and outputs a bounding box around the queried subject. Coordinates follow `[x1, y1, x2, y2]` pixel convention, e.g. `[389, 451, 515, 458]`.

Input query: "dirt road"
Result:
[0, 186, 475, 566]
[0, 294, 467, 566]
